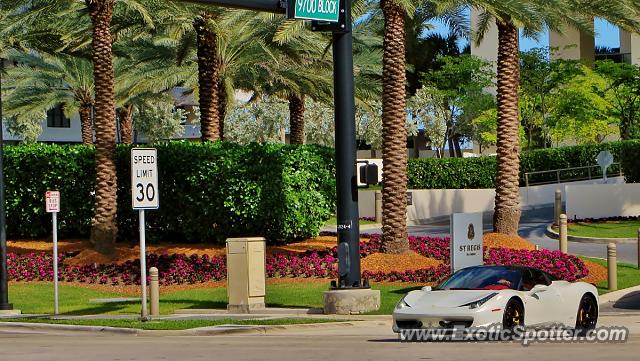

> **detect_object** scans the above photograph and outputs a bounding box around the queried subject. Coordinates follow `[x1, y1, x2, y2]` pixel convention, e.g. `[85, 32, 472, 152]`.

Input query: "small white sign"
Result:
[450, 212, 483, 272]
[45, 191, 60, 213]
[131, 148, 159, 210]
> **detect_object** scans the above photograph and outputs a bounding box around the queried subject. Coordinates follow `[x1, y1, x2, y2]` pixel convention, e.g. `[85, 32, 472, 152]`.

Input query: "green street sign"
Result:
[294, 0, 340, 22]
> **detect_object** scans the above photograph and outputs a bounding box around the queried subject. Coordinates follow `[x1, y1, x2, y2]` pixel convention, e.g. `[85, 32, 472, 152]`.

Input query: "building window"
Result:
[47, 104, 71, 128]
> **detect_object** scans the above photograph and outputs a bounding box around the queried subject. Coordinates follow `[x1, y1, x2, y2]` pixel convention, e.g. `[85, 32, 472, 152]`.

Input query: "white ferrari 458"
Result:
[393, 265, 598, 332]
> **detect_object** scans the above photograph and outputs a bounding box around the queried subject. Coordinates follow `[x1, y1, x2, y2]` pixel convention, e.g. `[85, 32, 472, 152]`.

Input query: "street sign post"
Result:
[45, 190, 60, 315]
[131, 148, 159, 319]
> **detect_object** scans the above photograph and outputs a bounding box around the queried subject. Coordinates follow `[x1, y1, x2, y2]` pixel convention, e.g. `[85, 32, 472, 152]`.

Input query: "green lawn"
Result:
[324, 216, 377, 226]
[580, 257, 640, 294]
[8, 282, 418, 316]
[563, 220, 640, 238]
[1, 318, 338, 330]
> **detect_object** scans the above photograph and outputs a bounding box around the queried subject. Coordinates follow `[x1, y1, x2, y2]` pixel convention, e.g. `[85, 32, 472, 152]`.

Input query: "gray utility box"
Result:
[226, 237, 266, 313]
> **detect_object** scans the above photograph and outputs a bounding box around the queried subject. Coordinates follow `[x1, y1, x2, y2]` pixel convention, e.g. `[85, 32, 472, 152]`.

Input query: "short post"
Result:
[45, 191, 61, 316]
[554, 190, 562, 226]
[608, 243, 617, 291]
[535, 244, 540, 251]
[637, 228, 640, 270]
[149, 267, 159, 317]
[559, 214, 568, 254]
[374, 190, 382, 223]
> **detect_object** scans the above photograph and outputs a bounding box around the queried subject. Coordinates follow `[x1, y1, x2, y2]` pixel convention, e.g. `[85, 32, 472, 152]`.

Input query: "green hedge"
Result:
[4, 142, 336, 243]
[408, 140, 640, 189]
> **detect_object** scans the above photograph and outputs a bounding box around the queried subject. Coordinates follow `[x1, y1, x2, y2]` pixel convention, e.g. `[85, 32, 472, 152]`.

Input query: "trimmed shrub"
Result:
[408, 140, 640, 189]
[4, 142, 336, 243]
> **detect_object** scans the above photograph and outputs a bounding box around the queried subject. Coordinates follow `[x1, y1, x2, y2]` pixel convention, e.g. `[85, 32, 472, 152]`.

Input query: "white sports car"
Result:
[393, 265, 598, 332]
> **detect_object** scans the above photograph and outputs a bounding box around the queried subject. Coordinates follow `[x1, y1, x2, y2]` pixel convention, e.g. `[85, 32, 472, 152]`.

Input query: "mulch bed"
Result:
[8, 232, 607, 286]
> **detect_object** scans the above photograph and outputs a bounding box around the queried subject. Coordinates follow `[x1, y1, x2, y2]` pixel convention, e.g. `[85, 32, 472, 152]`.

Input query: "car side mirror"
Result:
[421, 286, 432, 292]
[529, 284, 547, 295]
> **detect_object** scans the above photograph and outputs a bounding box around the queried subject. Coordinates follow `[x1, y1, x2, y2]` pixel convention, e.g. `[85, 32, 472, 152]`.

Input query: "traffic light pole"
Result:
[180, 0, 363, 289]
[331, 18, 361, 288]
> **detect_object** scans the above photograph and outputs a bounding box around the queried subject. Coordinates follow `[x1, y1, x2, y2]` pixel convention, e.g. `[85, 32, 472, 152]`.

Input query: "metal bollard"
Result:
[608, 243, 617, 291]
[559, 214, 568, 254]
[375, 191, 382, 224]
[554, 190, 562, 226]
[149, 267, 160, 317]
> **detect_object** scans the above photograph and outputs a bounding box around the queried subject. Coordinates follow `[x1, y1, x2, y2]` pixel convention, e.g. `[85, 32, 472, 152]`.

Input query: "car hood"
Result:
[404, 290, 502, 308]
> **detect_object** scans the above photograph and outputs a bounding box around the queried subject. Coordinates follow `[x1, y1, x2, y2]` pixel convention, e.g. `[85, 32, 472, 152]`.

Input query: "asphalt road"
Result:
[1, 322, 638, 361]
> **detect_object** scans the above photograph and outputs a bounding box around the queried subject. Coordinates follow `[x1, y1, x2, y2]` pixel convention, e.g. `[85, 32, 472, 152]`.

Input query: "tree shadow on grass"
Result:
[59, 301, 141, 316]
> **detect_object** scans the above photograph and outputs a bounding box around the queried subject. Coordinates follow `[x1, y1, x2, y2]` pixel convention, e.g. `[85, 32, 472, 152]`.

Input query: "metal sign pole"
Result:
[0, 58, 12, 311]
[332, 0, 361, 288]
[52, 211, 59, 315]
[139, 209, 148, 319]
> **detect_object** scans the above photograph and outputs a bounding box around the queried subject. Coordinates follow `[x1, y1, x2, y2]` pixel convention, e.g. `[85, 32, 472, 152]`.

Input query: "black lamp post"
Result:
[0, 58, 12, 311]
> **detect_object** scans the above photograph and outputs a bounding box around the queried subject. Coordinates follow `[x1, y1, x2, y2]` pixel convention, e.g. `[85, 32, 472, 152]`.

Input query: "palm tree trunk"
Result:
[288, 94, 305, 144]
[380, 0, 409, 254]
[86, 0, 117, 256]
[493, 20, 522, 235]
[79, 103, 93, 144]
[194, 13, 220, 142]
[118, 104, 133, 144]
[218, 80, 226, 141]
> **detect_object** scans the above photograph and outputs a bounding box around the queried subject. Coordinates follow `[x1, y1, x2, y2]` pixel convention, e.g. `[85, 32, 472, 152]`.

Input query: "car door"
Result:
[522, 269, 564, 326]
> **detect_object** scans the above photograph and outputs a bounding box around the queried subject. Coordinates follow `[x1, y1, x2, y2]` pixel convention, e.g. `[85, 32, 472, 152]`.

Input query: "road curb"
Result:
[599, 285, 640, 303]
[545, 224, 638, 244]
[0, 322, 138, 335]
[0, 320, 385, 336]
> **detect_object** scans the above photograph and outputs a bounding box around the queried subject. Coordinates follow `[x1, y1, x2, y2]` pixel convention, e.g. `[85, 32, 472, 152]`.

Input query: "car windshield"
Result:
[436, 267, 522, 291]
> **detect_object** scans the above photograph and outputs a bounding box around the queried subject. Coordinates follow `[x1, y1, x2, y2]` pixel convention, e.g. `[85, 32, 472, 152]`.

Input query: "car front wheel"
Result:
[503, 298, 525, 329]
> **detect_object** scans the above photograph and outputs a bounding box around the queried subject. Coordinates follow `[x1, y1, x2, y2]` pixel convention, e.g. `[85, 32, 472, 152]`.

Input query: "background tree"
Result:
[548, 66, 617, 144]
[2, 51, 95, 144]
[595, 61, 640, 140]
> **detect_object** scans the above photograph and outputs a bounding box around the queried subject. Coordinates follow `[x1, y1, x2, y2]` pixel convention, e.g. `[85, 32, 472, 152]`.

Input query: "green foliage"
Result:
[548, 66, 617, 145]
[408, 140, 640, 189]
[133, 98, 186, 142]
[4, 142, 336, 243]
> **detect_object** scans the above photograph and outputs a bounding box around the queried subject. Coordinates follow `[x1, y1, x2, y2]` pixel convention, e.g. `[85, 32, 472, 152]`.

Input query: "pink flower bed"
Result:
[7, 234, 588, 285]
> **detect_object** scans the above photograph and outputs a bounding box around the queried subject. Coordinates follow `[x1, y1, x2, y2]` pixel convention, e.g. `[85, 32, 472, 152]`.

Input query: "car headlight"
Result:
[459, 293, 498, 309]
[395, 296, 410, 310]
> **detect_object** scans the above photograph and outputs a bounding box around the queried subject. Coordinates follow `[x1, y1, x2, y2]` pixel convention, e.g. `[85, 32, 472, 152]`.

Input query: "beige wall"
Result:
[550, 25, 595, 63]
[566, 183, 640, 219]
[358, 177, 625, 221]
[470, 7, 498, 95]
[620, 30, 640, 65]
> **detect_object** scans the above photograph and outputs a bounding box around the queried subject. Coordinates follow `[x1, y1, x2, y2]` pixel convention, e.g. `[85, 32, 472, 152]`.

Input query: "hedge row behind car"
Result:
[408, 140, 640, 189]
[3, 142, 336, 243]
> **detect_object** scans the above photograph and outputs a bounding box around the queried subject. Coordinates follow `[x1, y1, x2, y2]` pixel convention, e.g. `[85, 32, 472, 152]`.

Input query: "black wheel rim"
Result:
[504, 302, 524, 329]
[577, 296, 598, 329]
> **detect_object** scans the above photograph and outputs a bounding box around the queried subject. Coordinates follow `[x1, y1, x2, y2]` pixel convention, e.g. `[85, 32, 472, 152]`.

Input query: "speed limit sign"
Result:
[131, 148, 159, 210]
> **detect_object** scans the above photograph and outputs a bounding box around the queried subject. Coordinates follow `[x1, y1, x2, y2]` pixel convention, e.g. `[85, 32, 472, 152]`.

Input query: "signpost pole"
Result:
[332, 0, 361, 288]
[52, 211, 59, 315]
[139, 209, 148, 319]
[0, 58, 12, 311]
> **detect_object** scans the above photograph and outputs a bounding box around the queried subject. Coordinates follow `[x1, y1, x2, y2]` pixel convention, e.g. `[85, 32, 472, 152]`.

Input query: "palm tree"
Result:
[2, 51, 95, 144]
[2, 0, 156, 254]
[438, 0, 640, 234]
[379, 0, 415, 254]
[193, 11, 221, 142]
